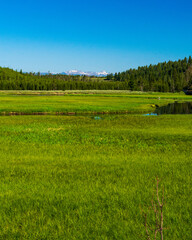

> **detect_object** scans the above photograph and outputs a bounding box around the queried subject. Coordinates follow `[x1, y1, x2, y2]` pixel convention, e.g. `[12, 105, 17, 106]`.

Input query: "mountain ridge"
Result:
[41, 70, 108, 76]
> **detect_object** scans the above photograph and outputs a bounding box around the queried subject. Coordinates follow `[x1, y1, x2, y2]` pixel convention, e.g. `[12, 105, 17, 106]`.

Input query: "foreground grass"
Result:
[0, 90, 192, 114]
[0, 114, 191, 239]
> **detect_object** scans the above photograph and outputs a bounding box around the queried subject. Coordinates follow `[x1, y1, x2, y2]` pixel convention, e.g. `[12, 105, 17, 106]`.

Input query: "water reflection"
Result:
[154, 102, 192, 115]
[143, 113, 158, 116]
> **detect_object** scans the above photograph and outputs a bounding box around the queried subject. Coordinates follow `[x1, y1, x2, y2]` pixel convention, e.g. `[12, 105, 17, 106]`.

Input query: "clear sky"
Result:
[0, 0, 192, 73]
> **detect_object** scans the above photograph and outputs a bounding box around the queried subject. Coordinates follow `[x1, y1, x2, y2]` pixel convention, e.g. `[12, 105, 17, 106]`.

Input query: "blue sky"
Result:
[0, 0, 192, 73]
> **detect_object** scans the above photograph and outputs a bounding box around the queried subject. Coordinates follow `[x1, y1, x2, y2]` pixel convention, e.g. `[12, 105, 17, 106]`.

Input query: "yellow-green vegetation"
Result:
[0, 91, 191, 239]
[0, 90, 192, 115]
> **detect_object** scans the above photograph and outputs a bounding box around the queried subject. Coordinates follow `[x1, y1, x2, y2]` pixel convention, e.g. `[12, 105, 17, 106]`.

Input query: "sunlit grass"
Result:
[0, 114, 191, 239]
[0, 90, 192, 115]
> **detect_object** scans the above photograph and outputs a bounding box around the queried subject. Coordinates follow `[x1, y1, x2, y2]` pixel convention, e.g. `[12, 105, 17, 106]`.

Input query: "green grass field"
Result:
[0, 91, 191, 239]
[0, 90, 192, 115]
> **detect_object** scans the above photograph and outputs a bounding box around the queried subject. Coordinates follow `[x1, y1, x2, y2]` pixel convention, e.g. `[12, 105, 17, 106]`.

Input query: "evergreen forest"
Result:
[1, 56, 192, 92]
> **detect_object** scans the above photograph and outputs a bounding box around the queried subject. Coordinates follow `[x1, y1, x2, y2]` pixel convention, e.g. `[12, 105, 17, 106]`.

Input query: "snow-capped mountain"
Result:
[40, 70, 108, 77]
[62, 70, 108, 77]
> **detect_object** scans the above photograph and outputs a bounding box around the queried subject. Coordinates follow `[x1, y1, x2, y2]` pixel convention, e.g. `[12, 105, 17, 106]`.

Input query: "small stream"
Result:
[1, 101, 192, 116]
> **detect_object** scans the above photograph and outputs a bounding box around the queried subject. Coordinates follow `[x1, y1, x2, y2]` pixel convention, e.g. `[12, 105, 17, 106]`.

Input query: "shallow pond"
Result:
[154, 101, 192, 115]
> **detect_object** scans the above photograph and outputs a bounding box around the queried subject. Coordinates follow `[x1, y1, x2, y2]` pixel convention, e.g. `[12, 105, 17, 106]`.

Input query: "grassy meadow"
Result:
[0, 90, 192, 115]
[0, 91, 191, 239]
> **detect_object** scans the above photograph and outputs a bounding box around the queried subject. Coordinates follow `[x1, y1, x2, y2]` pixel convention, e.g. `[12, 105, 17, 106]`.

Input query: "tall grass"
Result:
[0, 114, 191, 239]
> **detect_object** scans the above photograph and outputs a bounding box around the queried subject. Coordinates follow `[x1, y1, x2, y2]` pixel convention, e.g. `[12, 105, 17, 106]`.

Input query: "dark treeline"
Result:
[0, 69, 125, 90]
[1, 57, 192, 92]
[109, 56, 192, 92]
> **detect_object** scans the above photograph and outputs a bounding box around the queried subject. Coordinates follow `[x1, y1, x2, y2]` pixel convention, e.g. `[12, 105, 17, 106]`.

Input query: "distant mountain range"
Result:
[41, 70, 108, 77]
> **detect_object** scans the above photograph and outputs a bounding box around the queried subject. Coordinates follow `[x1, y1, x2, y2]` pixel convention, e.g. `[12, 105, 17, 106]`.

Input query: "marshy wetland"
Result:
[0, 91, 191, 239]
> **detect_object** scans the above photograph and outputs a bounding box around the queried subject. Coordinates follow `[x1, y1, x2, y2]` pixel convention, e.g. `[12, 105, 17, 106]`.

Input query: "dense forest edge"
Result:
[1, 56, 192, 92]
